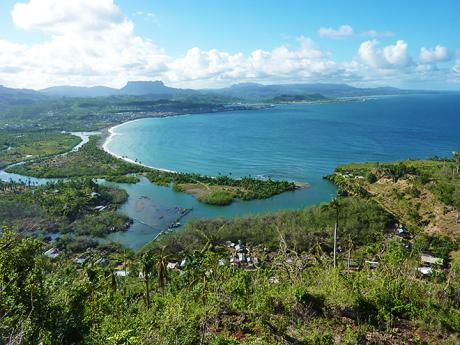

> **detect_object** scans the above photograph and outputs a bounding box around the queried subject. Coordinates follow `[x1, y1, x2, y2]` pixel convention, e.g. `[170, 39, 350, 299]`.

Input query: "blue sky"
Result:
[0, 0, 459, 89]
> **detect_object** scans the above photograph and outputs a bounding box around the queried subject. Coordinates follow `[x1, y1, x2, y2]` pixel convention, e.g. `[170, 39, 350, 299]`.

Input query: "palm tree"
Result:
[141, 251, 155, 308]
[155, 247, 169, 296]
[322, 198, 341, 268]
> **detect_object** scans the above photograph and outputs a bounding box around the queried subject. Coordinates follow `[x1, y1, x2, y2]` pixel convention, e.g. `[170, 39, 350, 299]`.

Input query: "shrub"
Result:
[198, 190, 235, 205]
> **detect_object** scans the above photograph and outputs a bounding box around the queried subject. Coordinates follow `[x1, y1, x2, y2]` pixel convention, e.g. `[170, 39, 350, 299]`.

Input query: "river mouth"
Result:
[3, 94, 460, 250]
[0, 129, 335, 251]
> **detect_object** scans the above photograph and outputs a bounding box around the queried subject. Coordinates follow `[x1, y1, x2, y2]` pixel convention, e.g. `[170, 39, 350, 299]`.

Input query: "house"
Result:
[396, 226, 410, 238]
[44, 247, 59, 259]
[224, 241, 235, 248]
[417, 267, 433, 275]
[420, 253, 443, 266]
[96, 257, 109, 266]
[418, 253, 444, 276]
[74, 255, 87, 265]
[114, 270, 129, 277]
[365, 260, 379, 269]
[344, 259, 360, 270]
[166, 262, 179, 270]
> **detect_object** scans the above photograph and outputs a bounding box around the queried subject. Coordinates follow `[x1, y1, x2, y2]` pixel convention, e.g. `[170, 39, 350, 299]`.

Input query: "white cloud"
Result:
[454, 50, 460, 75]
[0, 1, 456, 89]
[318, 25, 354, 39]
[11, 0, 124, 34]
[358, 40, 411, 69]
[361, 30, 394, 38]
[164, 37, 339, 87]
[133, 11, 156, 20]
[419, 45, 451, 63]
[318, 25, 394, 39]
[1, 0, 168, 88]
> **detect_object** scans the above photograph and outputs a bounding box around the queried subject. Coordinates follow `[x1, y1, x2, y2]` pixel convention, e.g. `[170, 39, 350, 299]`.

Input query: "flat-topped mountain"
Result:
[39, 80, 190, 98]
[120, 81, 176, 95]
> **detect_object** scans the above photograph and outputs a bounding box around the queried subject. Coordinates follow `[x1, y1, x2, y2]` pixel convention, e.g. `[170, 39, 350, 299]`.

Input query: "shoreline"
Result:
[97, 95, 391, 174]
[100, 120, 178, 173]
[99, 117, 310, 188]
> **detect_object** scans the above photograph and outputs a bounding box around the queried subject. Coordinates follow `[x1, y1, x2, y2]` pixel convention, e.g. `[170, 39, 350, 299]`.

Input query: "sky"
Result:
[0, 0, 459, 90]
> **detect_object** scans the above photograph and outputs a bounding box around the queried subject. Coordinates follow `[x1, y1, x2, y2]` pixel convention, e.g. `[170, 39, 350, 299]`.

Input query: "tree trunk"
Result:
[144, 269, 150, 309]
[333, 221, 337, 268]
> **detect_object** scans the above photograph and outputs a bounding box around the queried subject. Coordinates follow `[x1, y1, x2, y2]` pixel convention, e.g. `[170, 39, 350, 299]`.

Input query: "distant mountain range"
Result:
[210, 82, 410, 99]
[0, 80, 442, 104]
[0, 85, 45, 105]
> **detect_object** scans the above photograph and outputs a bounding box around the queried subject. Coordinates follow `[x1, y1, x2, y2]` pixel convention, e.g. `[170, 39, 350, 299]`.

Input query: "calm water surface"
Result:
[3, 95, 459, 249]
[104, 94, 460, 249]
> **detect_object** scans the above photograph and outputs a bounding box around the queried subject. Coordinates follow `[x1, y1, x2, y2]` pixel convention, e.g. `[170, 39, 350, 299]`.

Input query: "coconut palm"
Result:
[155, 247, 169, 296]
[322, 197, 341, 268]
[141, 251, 155, 308]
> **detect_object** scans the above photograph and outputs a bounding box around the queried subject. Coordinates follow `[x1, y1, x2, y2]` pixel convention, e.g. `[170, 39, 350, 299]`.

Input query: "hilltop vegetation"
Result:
[326, 154, 460, 238]
[1, 193, 459, 344]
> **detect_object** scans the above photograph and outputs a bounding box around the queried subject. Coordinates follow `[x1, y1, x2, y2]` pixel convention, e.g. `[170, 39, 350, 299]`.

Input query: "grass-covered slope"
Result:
[326, 156, 460, 237]
[1, 194, 459, 344]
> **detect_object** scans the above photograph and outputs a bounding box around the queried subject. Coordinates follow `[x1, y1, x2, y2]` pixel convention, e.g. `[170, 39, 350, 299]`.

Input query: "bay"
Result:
[105, 94, 460, 249]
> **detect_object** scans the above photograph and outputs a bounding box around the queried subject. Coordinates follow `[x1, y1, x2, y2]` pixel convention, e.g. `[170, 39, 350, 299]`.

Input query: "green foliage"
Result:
[0, 179, 129, 240]
[148, 197, 394, 255]
[0, 229, 46, 342]
[0, 130, 81, 168]
[69, 211, 129, 237]
[0, 94, 254, 132]
[104, 175, 140, 184]
[366, 172, 377, 183]
[147, 171, 298, 203]
[7, 136, 296, 204]
[0, 203, 459, 344]
[8, 136, 148, 178]
[198, 189, 235, 205]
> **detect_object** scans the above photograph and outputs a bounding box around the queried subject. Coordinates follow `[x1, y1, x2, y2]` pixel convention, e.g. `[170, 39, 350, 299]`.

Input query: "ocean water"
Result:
[104, 94, 460, 249]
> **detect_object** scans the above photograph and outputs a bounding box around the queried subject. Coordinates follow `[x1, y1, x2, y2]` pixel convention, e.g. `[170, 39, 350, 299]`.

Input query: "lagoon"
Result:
[104, 94, 460, 249]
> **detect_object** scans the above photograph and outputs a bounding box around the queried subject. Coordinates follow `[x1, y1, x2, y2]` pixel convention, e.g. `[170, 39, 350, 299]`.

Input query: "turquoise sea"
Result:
[104, 94, 460, 249]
